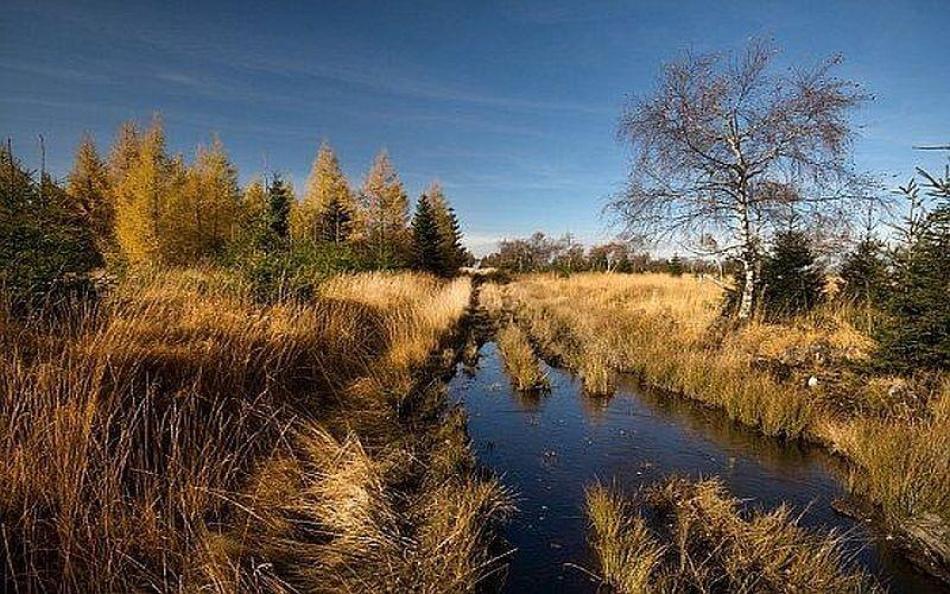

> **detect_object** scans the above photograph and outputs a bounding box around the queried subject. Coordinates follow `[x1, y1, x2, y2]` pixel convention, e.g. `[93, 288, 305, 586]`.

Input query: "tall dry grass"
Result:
[1, 268, 511, 593]
[586, 478, 881, 593]
[496, 322, 549, 392]
[505, 273, 811, 427]
[500, 272, 949, 575]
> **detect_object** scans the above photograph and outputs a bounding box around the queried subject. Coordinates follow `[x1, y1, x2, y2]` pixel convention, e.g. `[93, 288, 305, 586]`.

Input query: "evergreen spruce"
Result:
[668, 253, 684, 276]
[760, 229, 824, 317]
[876, 166, 950, 372]
[424, 181, 466, 274]
[840, 236, 888, 305]
[1, 143, 101, 309]
[266, 173, 292, 248]
[439, 206, 466, 273]
[411, 194, 445, 275]
[320, 194, 352, 244]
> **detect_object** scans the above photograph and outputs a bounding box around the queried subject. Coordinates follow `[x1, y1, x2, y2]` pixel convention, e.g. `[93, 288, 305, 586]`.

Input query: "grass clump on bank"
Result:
[586, 478, 881, 593]
[496, 322, 549, 392]
[0, 268, 512, 593]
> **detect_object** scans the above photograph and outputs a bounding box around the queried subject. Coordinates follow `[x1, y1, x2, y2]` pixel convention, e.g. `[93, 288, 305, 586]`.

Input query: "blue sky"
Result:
[2, 0, 948, 254]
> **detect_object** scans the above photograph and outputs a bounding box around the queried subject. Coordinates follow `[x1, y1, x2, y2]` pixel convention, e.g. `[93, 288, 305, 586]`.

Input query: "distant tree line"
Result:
[1, 117, 471, 306]
[480, 232, 716, 276]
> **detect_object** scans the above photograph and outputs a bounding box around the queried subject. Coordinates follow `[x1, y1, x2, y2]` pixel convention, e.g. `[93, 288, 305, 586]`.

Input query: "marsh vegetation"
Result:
[1, 270, 514, 592]
[479, 272, 948, 588]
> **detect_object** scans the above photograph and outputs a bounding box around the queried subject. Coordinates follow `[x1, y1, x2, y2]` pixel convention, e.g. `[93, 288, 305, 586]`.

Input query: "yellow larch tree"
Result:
[361, 149, 409, 264]
[169, 136, 241, 263]
[113, 117, 177, 264]
[291, 141, 356, 244]
[107, 120, 141, 189]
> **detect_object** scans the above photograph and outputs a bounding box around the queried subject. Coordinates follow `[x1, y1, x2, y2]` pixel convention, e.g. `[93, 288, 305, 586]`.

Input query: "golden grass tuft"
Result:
[496, 322, 549, 392]
[586, 478, 881, 593]
[478, 281, 505, 317]
[585, 484, 664, 593]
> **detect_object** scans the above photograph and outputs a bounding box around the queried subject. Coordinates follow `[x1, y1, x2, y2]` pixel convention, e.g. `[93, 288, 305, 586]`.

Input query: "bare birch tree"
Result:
[611, 39, 868, 319]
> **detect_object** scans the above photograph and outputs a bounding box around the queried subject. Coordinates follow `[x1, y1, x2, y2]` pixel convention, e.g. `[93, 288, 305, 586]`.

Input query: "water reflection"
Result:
[616, 375, 851, 482]
[451, 342, 944, 594]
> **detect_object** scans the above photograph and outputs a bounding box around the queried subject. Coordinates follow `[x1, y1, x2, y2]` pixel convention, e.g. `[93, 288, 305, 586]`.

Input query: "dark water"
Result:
[450, 342, 946, 594]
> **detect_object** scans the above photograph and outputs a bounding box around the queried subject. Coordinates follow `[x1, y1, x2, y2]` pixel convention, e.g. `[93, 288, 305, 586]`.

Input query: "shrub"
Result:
[232, 241, 369, 303]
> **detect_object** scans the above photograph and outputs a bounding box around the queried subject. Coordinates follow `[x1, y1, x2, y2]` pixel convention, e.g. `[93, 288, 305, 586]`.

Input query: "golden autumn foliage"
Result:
[292, 141, 359, 244]
[168, 137, 241, 263]
[107, 120, 141, 188]
[112, 121, 242, 265]
[361, 149, 410, 261]
[113, 117, 177, 264]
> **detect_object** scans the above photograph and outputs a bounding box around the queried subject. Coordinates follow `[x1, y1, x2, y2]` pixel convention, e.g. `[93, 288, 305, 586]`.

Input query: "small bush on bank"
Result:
[230, 240, 370, 303]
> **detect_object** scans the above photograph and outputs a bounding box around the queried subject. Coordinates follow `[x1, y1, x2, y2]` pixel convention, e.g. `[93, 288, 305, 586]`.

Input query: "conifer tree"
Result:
[411, 194, 445, 274]
[877, 164, 950, 371]
[266, 173, 292, 249]
[2, 143, 100, 308]
[293, 141, 356, 244]
[361, 149, 409, 265]
[238, 177, 272, 250]
[320, 194, 352, 244]
[442, 206, 467, 272]
[760, 229, 824, 317]
[67, 134, 113, 251]
[171, 136, 240, 262]
[840, 236, 888, 305]
[668, 253, 684, 276]
[107, 120, 140, 188]
[424, 181, 467, 273]
[114, 117, 174, 264]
